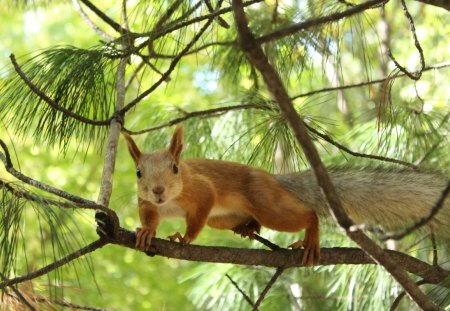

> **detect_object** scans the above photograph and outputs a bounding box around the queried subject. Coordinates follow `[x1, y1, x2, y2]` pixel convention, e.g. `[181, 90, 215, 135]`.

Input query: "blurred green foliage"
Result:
[0, 1, 449, 310]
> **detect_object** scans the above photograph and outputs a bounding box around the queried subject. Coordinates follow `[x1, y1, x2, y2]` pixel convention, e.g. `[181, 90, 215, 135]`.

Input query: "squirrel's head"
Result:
[123, 126, 184, 206]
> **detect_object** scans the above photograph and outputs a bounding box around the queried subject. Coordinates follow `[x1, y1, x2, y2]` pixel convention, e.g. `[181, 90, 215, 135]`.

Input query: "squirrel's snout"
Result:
[152, 186, 165, 195]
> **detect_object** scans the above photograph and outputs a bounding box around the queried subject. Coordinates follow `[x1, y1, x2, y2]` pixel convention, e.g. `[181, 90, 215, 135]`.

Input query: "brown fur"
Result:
[123, 126, 320, 265]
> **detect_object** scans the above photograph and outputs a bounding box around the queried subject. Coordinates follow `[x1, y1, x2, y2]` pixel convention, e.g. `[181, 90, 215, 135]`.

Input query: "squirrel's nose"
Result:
[152, 186, 165, 195]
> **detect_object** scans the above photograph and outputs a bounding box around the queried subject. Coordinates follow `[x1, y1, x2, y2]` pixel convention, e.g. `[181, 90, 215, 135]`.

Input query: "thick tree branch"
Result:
[231, 1, 440, 309]
[111, 228, 449, 285]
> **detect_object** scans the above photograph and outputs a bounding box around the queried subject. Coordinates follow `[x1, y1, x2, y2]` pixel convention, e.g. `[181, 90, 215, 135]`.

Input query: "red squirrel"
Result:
[123, 125, 320, 265]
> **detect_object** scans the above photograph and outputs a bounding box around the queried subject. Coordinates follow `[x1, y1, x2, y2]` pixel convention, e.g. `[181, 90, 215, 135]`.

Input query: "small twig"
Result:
[0, 239, 108, 289]
[225, 274, 254, 307]
[304, 124, 418, 169]
[78, 0, 130, 34]
[0, 140, 108, 211]
[291, 62, 450, 100]
[256, 0, 387, 45]
[204, 0, 230, 28]
[9, 54, 110, 126]
[0, 273, 36, 311]
[381, 180, 450, 241]
[0, 179, 99, 210]
[253, 267, 285, 310]
[253, 234, 281, 250]
[430, 232, 438, 267]
[387, 0, 425, 81]
[123, 104, 259, 134]
[119, 16, 216, 115]
[390, 280, 428, 311]
[72, 0, 114, 41]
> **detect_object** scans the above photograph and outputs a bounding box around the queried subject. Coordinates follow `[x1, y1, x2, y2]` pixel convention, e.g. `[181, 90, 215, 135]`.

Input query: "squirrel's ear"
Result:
[123, 132, 141, 164]
[169, 125, 183, 163]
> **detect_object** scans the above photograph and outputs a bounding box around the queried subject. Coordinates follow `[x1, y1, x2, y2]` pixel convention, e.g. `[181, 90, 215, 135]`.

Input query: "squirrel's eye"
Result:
[136, 169, 142, 178]
[172, 164, 178, 174]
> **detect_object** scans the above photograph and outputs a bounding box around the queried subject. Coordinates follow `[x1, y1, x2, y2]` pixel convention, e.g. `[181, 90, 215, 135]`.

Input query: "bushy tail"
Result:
[276, 168, 450, 237]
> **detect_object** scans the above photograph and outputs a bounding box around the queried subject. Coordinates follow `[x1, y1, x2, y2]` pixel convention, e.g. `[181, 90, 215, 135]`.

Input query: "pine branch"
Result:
[78, 0, 129, 34]
[123, 104, 260, 135]
[0, 139, 107, 210]
[72, 0, 114, 41]
[119, 14, 216, 114]
[111, 227, 449, 285]
[9, 54, 110, 126]
[256, 0, 388, 45]
[231, 1, 440, 310]
[0, 239, 108, 290]
[225, 274, 254, 307]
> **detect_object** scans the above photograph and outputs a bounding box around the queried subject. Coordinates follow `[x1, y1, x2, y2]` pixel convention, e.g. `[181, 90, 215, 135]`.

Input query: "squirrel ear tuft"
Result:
[123, 132, 141, 164]
[169, 125, 184, 163]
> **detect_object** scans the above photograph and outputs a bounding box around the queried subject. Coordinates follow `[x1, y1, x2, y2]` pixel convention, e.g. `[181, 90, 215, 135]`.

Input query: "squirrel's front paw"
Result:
[136, 227, 155, 251]
[168, 232, 190, 245]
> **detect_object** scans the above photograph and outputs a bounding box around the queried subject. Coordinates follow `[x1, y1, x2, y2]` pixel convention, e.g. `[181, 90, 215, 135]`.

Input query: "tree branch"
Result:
[118, 17, 216, 115]
[78, 0, 129, 34]
[225, 274, 254, 307]
[0, 139, 107, 211]
[231, 1, 440, 309]
[256, 0, 388, 45]
[413, 0, 450, 11]
[0, 239, 108, 290]
[253, 267, 284, 310]
[9, 54, 111, 126]
[111, 228, 449, 285]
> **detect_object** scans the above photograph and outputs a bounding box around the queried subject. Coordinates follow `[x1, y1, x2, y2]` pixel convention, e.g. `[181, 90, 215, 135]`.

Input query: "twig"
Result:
[390, 280, 428, 311]
[0, 239, 108, 289]
[253, 234, 281, 251]
[0, 273, 36, 311]
[381, 180, 450, 241]
[0, 179, 99, 210]
[225, 274, 254, 307]
[72, 0, 114, 41]
[304, 124, 418, 169]
[231, 1, 440, 309]
[9, 54, 111, 126]
[78, 0, 130, 34]
[387, 0, 425, 81]
[291, 62, 450, 100]
[253, 268, 285, 310]
[256, 0, 388, 45]
[119, 17, 215, 114]
[430, 232, 438, 267]
[0, 139, 107, 211]
[123, 104, 259, 134]
[204, 0, 230, 28]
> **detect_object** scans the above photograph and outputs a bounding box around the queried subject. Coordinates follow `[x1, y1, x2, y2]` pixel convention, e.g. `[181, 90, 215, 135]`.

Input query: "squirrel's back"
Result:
[276, 168, 450, 236]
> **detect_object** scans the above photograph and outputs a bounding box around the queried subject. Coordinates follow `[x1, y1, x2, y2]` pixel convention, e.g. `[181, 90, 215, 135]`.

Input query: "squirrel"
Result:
[123, 125, 450, 266]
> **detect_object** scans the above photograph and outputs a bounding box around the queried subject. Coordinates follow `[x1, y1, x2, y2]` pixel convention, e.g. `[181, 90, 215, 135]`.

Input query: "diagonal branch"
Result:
[0, 239, 108, 290]
[231, 1, 440, 309]
[253, 267, 284, 310]
[0, 139, 106, 211]
[256, 0, 388, 45]
[118, 15, 216, 114]
[78, 0, 130, 34]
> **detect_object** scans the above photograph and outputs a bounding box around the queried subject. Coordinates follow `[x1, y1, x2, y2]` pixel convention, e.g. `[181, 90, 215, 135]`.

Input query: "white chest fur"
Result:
[157, 201, 186, 218]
